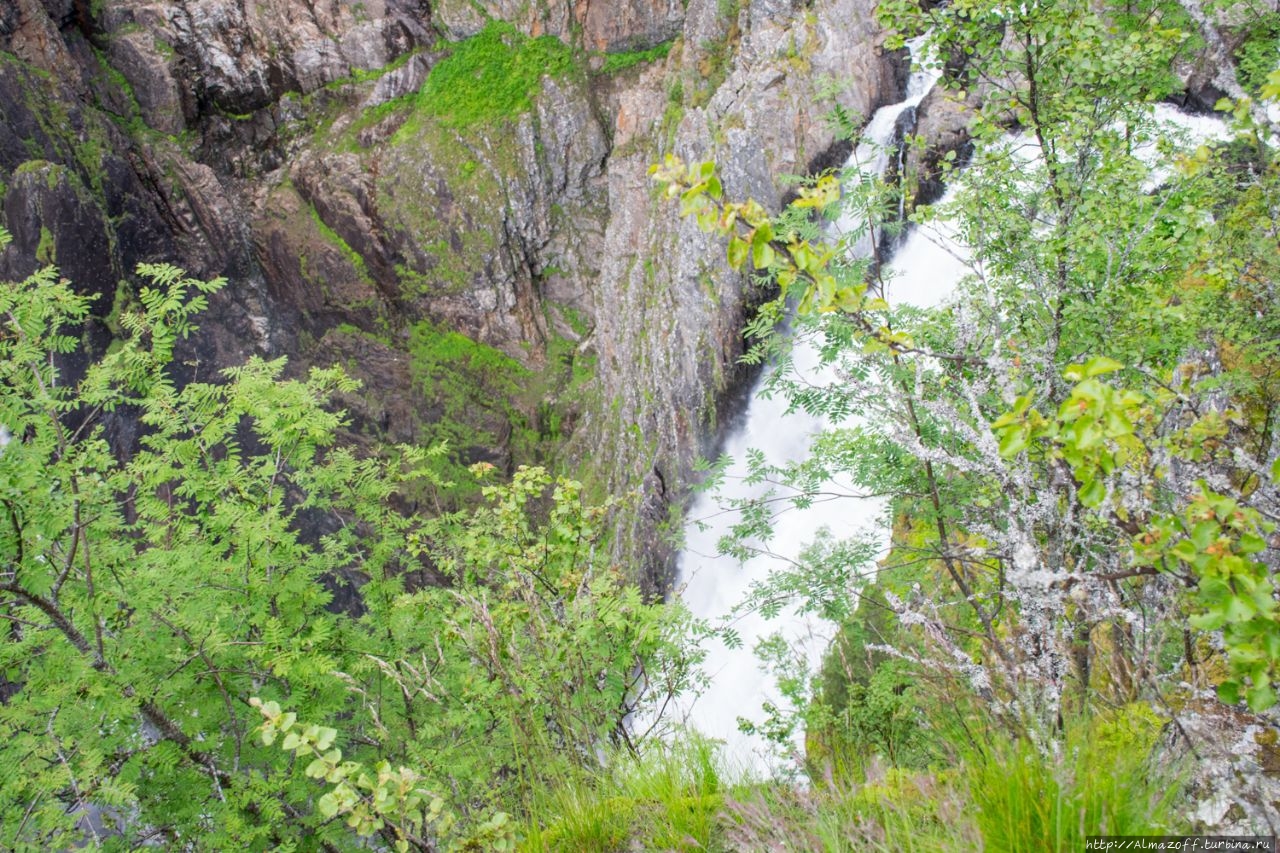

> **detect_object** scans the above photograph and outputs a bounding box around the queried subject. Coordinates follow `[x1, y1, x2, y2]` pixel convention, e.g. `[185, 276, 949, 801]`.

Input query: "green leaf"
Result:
[1171, 539, 1198, 563]
[1102, 407, 1133, 438]
[1076, 419, 1102, 450]
[1190, 609, 1228, 631]
[1082, 356, 1125, 378]
[790, 241, 816, 271]
[1198, 576, 1231, 604]
[1079, 477, 1106, 508]
[1190, 521, 1218, 551]
[998, 428, 1029, 458]
[1239, 533, 1267, 554]
[1225, 595, 1257, 623]
[752, 239, 775, 269]
[1247, 683, 1277, 712]
[314, 726, 337, 752]
[318, 792, 341, 819]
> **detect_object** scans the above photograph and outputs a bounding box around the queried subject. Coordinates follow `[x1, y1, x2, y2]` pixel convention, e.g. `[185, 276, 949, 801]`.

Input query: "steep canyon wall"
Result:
[0, 0, 903, 585]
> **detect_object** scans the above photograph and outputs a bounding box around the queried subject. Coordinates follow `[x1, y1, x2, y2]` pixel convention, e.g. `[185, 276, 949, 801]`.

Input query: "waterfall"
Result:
[660, 42, 945, 774]
[659, 37, 1232, 774]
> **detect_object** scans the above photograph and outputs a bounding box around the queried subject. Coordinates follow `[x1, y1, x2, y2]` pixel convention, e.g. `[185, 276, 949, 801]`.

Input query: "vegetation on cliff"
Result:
[4, 0, 1280, 849]
[410, 22, 578, 131]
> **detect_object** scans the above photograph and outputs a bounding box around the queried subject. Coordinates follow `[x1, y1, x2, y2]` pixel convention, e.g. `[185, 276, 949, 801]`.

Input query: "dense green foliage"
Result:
[412, 22, 576, 130]
[599, 40, 675, 75]
[0, 248, 700, 849]
[1235, 11, 1280, 93]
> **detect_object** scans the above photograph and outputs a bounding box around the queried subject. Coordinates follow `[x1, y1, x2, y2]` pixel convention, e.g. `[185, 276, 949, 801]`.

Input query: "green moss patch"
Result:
[598, 39, 674, 75]
[409, 320, 532, 457]
[402, 22, 576, 132]
[309, 203, 373, 284]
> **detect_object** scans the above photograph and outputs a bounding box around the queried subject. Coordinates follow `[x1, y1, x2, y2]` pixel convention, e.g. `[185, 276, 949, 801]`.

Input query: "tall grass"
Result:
[964, 715, 1185, 851]
[725, 706, 1184, 851]
[723, 765, 980, 852]
[521, 734, 735, 852]
[518, 707, 1185, 851]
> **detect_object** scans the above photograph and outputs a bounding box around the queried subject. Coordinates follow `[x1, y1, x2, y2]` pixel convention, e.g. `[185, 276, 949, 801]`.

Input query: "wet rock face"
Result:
[2, 162, 116, 306]
[0, 0, 900, 585]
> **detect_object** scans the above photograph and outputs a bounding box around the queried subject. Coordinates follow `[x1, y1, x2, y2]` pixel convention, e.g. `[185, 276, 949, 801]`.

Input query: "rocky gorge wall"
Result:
[0, 0, 905, 586]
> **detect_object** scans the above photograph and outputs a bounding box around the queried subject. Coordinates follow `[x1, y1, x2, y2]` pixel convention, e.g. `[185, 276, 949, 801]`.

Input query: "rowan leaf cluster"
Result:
[0, 245, 702, 849]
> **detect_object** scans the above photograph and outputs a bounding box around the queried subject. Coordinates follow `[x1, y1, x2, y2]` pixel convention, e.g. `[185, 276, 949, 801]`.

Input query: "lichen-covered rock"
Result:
[1, 0, 81, 81]
[104, 26, 186, 134]
[99, 0, 431, 121]
[0, 4, 20, 40]
[582, 0, 684, 52]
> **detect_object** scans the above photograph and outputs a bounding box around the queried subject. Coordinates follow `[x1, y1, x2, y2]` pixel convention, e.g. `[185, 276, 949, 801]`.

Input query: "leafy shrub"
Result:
[1235, 13, 1280, 94]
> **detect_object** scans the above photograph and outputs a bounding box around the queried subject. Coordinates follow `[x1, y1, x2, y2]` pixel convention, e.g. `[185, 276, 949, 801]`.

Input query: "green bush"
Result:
[809, 584, 941, 780]
[410, 22, 576, 130]
[1236, 13, 1280, 94]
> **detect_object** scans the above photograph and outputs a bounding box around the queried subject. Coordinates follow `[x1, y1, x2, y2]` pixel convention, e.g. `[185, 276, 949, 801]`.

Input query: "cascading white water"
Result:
[663, 44, 946, 774]
[662, 45, 1233, 774]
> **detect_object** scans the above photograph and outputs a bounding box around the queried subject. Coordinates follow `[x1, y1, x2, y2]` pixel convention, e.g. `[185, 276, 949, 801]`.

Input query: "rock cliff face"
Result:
[0, 0, 903, 585]
[586, 0, 903, 580]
